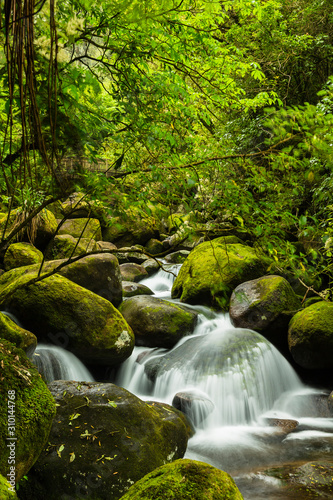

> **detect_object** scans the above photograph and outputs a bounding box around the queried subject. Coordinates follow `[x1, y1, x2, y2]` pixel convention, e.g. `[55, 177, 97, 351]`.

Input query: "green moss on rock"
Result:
[0, 340, 56, 482]
[120, 458, 243, 500]
[0, 474, 19, 499]
[0, 268, 134, 366]
[58, 217, 102, 241]
[19, 381, 190, 500]
[172, 239, 270, 310]
[0, 312, 36, 357]
[4, 243, 43, 271]
[45, 234, 97, 259]
[119, 296, 198, 348]
[288, 301, 333, 369]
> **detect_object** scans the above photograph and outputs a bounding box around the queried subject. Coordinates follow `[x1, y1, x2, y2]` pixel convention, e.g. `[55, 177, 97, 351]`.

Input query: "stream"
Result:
[32, 264, 333, 499]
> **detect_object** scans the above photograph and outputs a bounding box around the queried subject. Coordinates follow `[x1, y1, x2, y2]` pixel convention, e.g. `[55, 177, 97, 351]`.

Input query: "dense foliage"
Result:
[0, 0, 332, 294]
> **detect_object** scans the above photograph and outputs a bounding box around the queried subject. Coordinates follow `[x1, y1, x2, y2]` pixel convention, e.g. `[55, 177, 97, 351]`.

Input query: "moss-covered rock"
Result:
[0, 268, 134, 366]
[0, 209, 57, 249]
[164, 250, 190, 264]
[141, 259, 160, 275]
[144, 238, 164, 255]
[288, 301, 333, 369]
[122, 281, 154, 298]
[172, 238, 270, 310]
[119, 296, 198, 348]
[229, 275, 301, 351]
[103, 210, 160, 248]
[115, 247, 148, 265]
[58, 217, 102, 241]
[0, 340, 56, 482]
[18, 381, 190, 500]
[45, 234, 97, 259]
[120, 458, 244, 500]
[3, 243, 43, 271]
[0, 312, 36, 357]
[120, 263, 148, 282]
[0, 473, 19, 499]
[40, 253, 122, 307]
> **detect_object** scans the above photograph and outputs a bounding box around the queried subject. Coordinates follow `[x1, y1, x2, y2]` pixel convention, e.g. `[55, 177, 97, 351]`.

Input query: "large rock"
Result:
[120, 458, 244, 500]
[0, 340, 56, 481]
[229, 275, 301, 350]
[122, 281, 154, 298]
[288, 301, 333, 369]
[3, 242, 43, 271]
[120, 263, 148, 282]
[172, 238, 269, 309]
[119, 296, 198, 348]
[61, 192, 108, 226]
[41, 253, 122, 307]
[0, 209, 57, 249]
[103, 211, 160, 247]
[45, 234, 97, 259]
[0, 268, 134, 366]
[58, 217, 102, 241]
[0, 312, 36, 357]
[18, 381, 190, 500]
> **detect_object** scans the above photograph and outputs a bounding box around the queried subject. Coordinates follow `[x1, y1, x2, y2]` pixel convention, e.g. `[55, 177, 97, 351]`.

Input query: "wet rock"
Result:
[145, 238, 164, 255]
[120, 262, 148, 282]
[120, 458, 244, 500]
[172, 391, 215, 426]
[119, 295, 198, 348]
[122, 281, 154, 298]
[115, 246, 148, 264]
[288, 301, 333, 369]
[263, 417, 299, 435]
[18, 381, 190, 500]
[229, 275, 301, 351]
[262, 461, 333, 499]
[141, 258, 160, 275]
[96, 240, 117, 252]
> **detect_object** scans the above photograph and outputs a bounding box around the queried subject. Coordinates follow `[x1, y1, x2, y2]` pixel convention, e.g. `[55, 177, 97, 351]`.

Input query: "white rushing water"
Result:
[116, 263, 333, 495]
[32, 344, 94, 382]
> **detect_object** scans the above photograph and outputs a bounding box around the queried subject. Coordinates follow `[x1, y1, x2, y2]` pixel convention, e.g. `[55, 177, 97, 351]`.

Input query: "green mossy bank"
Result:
[119, 458, 244, 500]
[0, 312, 37, 357]
[0, 474, 18, 499]
[0, 340, 56, 482]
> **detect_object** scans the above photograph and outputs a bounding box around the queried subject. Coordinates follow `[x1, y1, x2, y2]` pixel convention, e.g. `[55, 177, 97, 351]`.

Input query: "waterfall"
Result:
[32, 344, 94, 382]
[116, 266, 333, 479]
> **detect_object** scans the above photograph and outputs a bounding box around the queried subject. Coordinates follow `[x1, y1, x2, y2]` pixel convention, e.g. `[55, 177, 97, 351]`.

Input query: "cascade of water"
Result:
[139, 263, 181, 298]
[32, 344, 94, 382]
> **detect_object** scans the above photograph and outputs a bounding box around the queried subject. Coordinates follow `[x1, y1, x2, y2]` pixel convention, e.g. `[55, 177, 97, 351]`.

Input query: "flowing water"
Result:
[32, 344, 94, 382]
[117, 264, 333, 499]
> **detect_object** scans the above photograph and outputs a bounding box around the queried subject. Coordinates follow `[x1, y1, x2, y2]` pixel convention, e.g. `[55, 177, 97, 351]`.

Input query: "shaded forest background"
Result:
[0, 0, 333, 296]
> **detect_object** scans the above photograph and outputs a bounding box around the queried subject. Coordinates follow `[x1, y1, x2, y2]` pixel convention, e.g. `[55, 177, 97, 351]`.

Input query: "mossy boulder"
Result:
[0, 209, 57, 249]
[119, 296, 198, 348]
[229, 275, 301, 351]
[144, 238, 164, 255]
[0, 340, 56, 482]
[19, 381, 190, 500]
[120, 458, 244, 500]
[0, 268, 134, 366]
[62, 192, 108, 226]
[172, 238, 269, 309]
[0, 312, 36, 357]
[122, 281, 154, 298]
[103, 210, 160, 247]
[40, 253, 122, 307]
[115, 247, 148, 265]
[120, 263, 148, 282]
[3, 243, 43, 271]
[58, 217, 102, 241]
[288, 301, 333, 369]
[0, 473, 19, 499]
[141, 259, 160, 275]
[45, 234, 97, 259]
